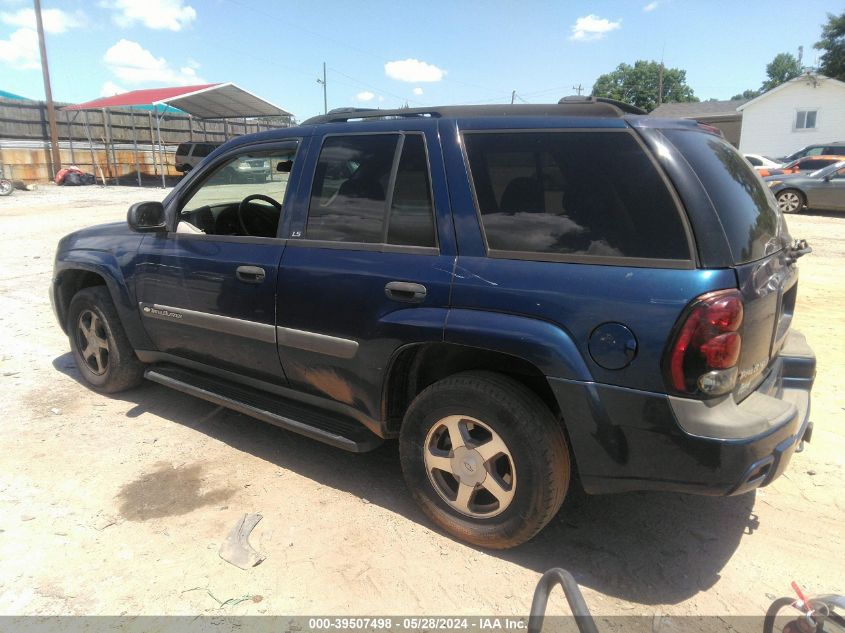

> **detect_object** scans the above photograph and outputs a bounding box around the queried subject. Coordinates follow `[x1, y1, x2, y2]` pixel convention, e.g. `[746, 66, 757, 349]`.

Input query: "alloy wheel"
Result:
[423, 415, 517, 518]
[76, 309, 110, 375]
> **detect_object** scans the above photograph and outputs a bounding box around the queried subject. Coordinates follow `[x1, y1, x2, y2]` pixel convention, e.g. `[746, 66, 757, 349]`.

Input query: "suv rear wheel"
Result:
[67, 286, 144, 393]
[399, 371, 570, 549]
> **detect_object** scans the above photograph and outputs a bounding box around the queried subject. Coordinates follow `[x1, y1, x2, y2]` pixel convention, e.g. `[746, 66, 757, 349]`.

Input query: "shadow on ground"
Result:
[53, 353, 758, 605]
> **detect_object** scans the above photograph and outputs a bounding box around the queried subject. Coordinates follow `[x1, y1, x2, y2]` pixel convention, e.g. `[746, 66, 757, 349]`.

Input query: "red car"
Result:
[758, 154, 845, 177]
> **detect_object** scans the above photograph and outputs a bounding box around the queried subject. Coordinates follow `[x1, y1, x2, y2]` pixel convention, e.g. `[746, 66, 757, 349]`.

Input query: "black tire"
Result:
[399, 371, 571, 549]
[776, 189, 805, 214]
[66, 286, 144, 393]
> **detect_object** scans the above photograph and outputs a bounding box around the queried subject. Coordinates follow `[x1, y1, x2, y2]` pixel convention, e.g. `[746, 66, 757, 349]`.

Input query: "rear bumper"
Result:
[551, 330, 815, 496]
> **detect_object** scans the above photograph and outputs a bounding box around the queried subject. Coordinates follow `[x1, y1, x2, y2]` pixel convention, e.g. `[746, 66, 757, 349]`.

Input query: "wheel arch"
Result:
[53, 257, 153, 350]
[381, 342, 564, 437]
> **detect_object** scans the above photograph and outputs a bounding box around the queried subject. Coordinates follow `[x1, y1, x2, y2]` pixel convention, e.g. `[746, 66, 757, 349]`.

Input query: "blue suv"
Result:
[50, 99, 815, 549]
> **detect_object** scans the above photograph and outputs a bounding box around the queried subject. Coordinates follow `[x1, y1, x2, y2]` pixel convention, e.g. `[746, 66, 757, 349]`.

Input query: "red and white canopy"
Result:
[63, 83, 290, 119]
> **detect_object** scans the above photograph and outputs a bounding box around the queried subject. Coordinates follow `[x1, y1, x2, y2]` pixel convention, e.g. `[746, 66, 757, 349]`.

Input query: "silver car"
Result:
[765, 161, 845, 213]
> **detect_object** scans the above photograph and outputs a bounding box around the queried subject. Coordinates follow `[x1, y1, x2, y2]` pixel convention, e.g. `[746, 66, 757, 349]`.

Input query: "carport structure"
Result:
[63, 83, 292, 187]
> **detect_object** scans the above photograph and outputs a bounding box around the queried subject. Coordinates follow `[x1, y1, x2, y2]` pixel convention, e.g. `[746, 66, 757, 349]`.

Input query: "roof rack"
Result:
[300, 97, 645, 125]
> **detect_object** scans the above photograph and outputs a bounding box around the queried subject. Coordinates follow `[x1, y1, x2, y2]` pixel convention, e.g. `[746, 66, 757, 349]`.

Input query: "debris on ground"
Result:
[218, 513, 266, 570]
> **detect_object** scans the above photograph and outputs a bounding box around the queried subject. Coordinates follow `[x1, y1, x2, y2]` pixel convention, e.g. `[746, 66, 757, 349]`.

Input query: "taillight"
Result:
[665, 289, 744, 396]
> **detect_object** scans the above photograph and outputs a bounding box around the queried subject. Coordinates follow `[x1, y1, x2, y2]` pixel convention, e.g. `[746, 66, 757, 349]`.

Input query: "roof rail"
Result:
[557, 95, 647, 115]
[300, 98, 644, 125]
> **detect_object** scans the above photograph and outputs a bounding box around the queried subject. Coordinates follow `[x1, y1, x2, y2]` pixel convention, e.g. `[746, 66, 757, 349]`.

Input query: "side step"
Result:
[144, 365, 383, 452]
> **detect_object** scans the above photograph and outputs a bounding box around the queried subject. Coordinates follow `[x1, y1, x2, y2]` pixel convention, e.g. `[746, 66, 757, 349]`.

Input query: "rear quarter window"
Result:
[663, 130, 781, 264]
[463, 130, 690, 262]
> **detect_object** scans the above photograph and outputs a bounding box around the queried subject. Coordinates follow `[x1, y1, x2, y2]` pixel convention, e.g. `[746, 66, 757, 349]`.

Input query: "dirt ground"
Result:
[0, 185, 842, 623]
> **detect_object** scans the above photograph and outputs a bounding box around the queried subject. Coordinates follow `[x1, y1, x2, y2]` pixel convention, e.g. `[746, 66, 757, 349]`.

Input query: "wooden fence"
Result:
[0, 97, 292, 183]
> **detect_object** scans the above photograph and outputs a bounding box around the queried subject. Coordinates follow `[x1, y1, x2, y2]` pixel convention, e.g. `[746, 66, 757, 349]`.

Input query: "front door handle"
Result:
[385, 281, 427, 303]
[236, 265, 266, 283]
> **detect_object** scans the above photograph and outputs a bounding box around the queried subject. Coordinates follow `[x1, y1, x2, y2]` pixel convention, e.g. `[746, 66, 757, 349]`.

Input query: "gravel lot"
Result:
[0, 185, 842, 624]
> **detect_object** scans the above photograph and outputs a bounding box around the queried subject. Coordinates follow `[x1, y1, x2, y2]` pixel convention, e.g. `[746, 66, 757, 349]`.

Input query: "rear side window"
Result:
[664, 129, 781, 264]
[463, 131, 689, 261]
[176, 143, 190, 156]
[306, 134, 437, 247]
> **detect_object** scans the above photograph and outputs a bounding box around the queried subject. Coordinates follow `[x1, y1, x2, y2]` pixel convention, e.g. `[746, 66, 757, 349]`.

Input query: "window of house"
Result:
[463, 131, 690, 261]
[795, 110, 818, 130]
[306, 134, 437, 247]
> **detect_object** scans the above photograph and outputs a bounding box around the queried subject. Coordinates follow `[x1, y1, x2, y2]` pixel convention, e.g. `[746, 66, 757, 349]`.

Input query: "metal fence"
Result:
[0, 97, 292, 184]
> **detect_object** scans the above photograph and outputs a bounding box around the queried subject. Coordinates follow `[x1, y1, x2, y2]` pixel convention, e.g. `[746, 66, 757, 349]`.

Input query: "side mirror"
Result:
[823, 175, 833, 182]
[127, 201, 166, 232]
[276, 160, 293, 173]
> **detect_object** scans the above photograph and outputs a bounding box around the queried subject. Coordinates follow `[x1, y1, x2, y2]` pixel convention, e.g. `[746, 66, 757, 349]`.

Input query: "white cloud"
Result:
[105, 0, 196, 31]
[103, 39, 206, 84]
[100, 80, 126, 96]
[355, 91, 375, 102]
[385, 58, 445, 83]
[0, 27, 38, 69]
[412, 87, 423, 96]
[569, 14, 621, 41]
[378, 96, 385, 102]
[643, 1, 659, 11]
[1, 7, 84, 32]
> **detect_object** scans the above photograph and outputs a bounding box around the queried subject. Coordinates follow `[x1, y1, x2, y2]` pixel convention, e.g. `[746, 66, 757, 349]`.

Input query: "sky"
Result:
[0, 0, 839, 121]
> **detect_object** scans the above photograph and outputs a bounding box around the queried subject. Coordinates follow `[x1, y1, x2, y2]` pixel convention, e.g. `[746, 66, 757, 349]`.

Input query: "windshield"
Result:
[810, 161, 845, 178]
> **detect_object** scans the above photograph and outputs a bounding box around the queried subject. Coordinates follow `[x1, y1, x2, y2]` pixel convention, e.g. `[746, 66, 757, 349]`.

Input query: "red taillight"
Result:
[666, 290, 744, 396]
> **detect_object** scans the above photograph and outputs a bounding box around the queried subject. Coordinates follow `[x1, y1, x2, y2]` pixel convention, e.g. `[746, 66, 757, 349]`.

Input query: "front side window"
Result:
[177, 141, 298, 238]
[795, 110, 818, 130]
[463, 131, 689, 261]
[306, 134, 437, 247]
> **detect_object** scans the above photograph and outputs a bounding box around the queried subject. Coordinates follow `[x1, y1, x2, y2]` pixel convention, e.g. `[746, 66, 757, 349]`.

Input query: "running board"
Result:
[144, 365, 383, 452]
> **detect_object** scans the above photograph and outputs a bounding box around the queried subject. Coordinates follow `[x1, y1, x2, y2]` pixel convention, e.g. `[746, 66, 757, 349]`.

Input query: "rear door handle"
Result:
[385, 281, 427, 303]
[236, 265, 266, 283]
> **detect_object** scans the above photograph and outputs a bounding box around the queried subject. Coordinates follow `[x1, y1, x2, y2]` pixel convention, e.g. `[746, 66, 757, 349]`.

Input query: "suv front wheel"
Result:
[67, 286, 144, 393]
[399, 371, 571, 549]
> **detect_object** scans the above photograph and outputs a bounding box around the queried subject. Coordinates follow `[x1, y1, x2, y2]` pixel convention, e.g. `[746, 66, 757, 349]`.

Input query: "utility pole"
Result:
[572, 84, 584, 96]
[317, 62, 327, 114]
[657, 61, 664, 106]
[511, 90, 516, 104]
[34, 0, 61, 178]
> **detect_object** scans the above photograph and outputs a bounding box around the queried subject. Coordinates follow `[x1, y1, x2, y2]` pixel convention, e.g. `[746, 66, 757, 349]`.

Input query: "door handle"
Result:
[236, 265, 266, 283]
[385, 281, 427, 303]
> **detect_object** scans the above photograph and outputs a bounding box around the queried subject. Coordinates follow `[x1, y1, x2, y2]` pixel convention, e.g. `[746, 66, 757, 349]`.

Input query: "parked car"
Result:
[744, 153, 781, 171]
[757, 154, 845, 178]
[775, 141, 845, 164]
[50, 100, 815, 549]
[766, 160, 845, 213]
[174, 142, 222, 173]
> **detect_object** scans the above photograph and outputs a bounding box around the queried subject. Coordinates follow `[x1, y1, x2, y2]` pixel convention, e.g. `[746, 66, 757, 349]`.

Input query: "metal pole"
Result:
[130, 107, 141, 187]
[156, 106, 165, 188]
[82, 110, 96, 179]
[104, 108, 120, 185]
[65, 110, 75, 164]
[33, 0, 61, 178]
[322, 62, 327, 114]
[202, 119, 207, 141]
[148, 111, 158, 177]
[188, 114, 194, 142]
[223, 118, 229, 141]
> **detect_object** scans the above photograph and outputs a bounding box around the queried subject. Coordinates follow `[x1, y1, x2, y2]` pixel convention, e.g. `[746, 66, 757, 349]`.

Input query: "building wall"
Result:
[738, 77, 845, 157]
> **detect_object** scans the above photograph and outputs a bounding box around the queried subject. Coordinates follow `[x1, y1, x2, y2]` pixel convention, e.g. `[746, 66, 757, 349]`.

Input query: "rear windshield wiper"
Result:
[785, 239, 812, 265]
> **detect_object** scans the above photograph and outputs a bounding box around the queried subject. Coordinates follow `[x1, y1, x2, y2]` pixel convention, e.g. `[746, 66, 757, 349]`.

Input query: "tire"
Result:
[776, 189, 805, 214]
[0, 179, 12, 196]
[66, 286, 144, 393]
[399, 371, 571, 549]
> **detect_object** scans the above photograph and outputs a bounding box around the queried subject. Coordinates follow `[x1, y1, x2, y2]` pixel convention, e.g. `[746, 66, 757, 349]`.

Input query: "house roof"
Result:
[63, 83, 291, 119]
[737, 73, 845, 111]
[650, 99, 747, 118]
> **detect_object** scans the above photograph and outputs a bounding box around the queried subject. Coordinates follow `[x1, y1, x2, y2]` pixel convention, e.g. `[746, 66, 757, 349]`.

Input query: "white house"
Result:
[737, 73, 845, 157]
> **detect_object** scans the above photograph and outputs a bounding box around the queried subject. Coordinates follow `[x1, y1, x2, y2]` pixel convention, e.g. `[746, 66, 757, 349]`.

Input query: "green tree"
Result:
[591, 60, 698, 112]
[760, 53, 802, 91]
[730, 88, 761, 101]
[814, 11, 845, 81]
